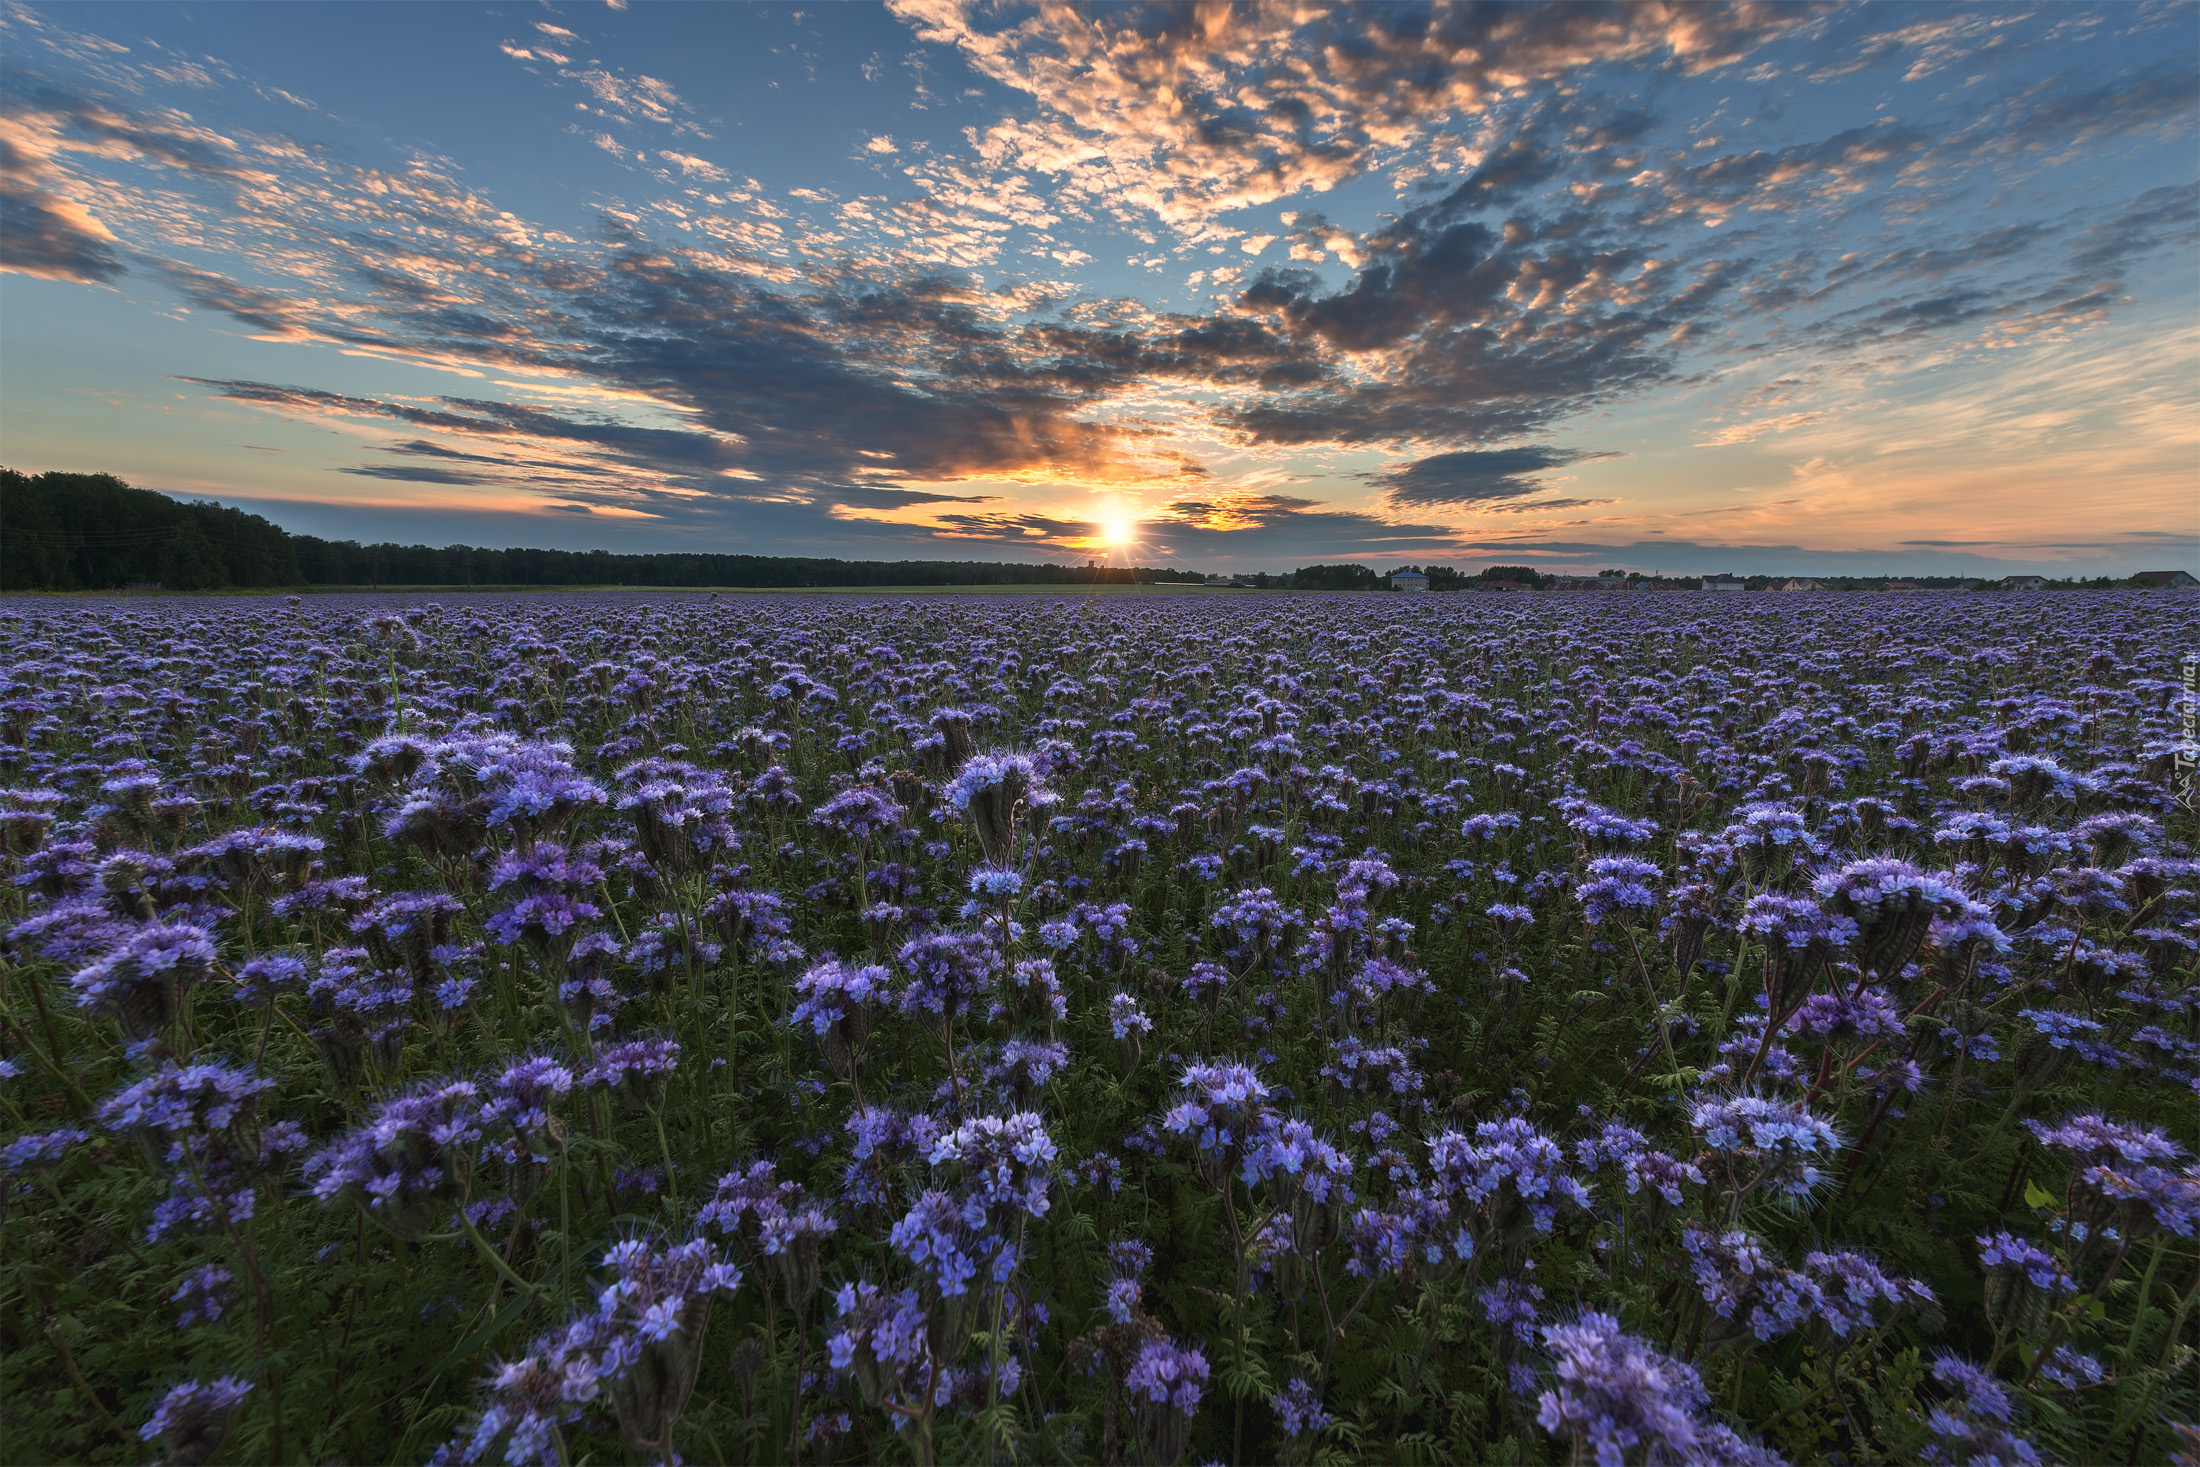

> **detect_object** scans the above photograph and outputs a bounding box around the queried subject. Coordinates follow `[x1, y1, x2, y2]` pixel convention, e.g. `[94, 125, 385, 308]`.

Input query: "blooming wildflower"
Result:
[170, 1264, 236, 1329]
[812, 786, 904, 843]
[696, 1159, 800, 1248]
[1126, 1337, 1207, 1467]
[589, 1235, 743, 1451]
[1786, 988, 1904, 1046]
[1270, 1377, 1332, 1438]
[490, 842, 607, 895]
[479, 1056, 573, 1200]
[1801, 1248, 1937, 1337]
[930, 1111, 1056, 1224]
[760, 1202, 837, 1310]
[2026, 1113, 2184, 1168]
[2035, 1345, 2104, 1391]
[306, 1081, 483, 1240]
[1427, 1117, 1590, 1254]
[1109, 992, 1153, 1041]
[943, 753, 1054, 865]
[1577, 1123, 1705, 1210]
[894, 930, 998, 1027]
[448, 1325, 602, 1466]
[484, 892, 604, 961]
[1579, 856, 1662, 925]
[1180, 960, 1230, 1007]
[789, 958, 885, 1078]
[1211, 886, 1300, 961]
[1480, 1278, 1546, 1334]
[969, 866, 1023, 898]
[890, 1189, 988, 1298]
[996, 956, 1066, 1026]
[1556, 797, 1660, 849]
[1258, 1118, 1355, 1225]
[1105, 1274, 1142, 1324]
[583, 1036, 679, 1111]
[1689, 1094, 1843, 1202]
[1, 1127, 90, 1172]
[1813, 858, 1969, 975]
[139, 1377, 252, 1465]
[1920, 1354, 2043, 1466]
[1739, 895, 1856, 1015]
[234, 953, 307, 1003]
[69, 922, 217, 1040]
[1163, 1061, 1276, 1188]
[1535, 1311, 1778, 1467]
[829, 1279, 933, 1413]
[1345, 1207, 1414, 1279]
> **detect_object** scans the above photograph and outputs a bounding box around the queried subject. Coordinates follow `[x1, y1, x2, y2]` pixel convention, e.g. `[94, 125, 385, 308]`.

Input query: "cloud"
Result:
[6, 6, 2193, 565]
[0, 167, 125, 282]
[894, 0, 1815, 228]
[1363, 446, 1623, 507]
[338, 463, 497, 485]
[1440, 534, 2200, 576]
[655, 149, 726, 181]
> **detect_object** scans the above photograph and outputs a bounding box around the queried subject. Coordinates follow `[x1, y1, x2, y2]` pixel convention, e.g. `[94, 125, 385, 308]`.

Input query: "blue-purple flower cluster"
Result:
[1, 588, 2192, 1464]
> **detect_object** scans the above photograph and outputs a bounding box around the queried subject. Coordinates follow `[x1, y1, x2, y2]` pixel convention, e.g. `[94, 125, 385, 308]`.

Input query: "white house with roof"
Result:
[1702, 573, 1747, 592]
[1389, 571, 1430, 592]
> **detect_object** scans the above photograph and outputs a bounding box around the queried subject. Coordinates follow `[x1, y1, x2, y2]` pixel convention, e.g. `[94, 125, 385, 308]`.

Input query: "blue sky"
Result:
[2, 0, 2194, 574]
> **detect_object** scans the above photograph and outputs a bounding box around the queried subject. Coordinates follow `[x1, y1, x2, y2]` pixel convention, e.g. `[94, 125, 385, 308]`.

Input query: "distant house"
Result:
[1390, 571, 1430, 592]
[1775, 577, 1826, 592]
[1883, 579, 1924, 591]
[1483, 578, 1536, 593]
[1702, 574, 1747, 592]
[2002, 575, 2047, 590]
[1597, 569, 1629, 587]
[2131, 570, 2198, 588]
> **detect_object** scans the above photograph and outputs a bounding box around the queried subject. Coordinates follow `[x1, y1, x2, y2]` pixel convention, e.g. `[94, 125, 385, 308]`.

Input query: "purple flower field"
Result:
[2, 589, 2196, 1466]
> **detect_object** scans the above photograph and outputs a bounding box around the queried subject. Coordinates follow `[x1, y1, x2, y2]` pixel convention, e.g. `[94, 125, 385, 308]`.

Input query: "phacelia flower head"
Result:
[1163, 1060, 1276, 1188]
[139, 1376, 252, 1467]
[1812, 858, 1969, 976]
[1536, 1310, 1783, 1467]
[1126, 1337, 1208, 1467]
[943, 753, 1055, 866]
[928, 1110, 1056, 1225]
[305, 1080, 483, 1240]
[69, 922, 218, 1040]
[583, 1036, 680, 1112]
[1689, 1094, 1843, 1202]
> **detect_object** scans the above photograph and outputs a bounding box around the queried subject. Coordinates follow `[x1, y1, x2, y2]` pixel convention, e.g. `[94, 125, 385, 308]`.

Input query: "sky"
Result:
[2, 0, 2195, 576]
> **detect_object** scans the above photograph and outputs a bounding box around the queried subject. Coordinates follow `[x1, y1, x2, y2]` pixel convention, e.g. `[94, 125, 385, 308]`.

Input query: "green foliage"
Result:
[1289, 563, 1380, 591]
[0, 469, 301, 592]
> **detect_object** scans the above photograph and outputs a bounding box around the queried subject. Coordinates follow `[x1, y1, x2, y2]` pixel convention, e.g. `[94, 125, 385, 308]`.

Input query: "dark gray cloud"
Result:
[1363, 447, 1623, 507]
[0, 177, 126, 282]
[337, 463, 497, 486]
[2069, 182, 2200, 272]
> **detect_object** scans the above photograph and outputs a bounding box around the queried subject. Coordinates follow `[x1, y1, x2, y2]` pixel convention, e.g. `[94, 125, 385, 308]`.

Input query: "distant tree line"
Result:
[0, 470, 1209, 592]
[2, 469, 301, 591]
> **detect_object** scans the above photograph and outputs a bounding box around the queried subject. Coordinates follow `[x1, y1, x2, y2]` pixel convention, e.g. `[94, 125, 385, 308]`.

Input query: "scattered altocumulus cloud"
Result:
[0, 0, 2193, 570]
